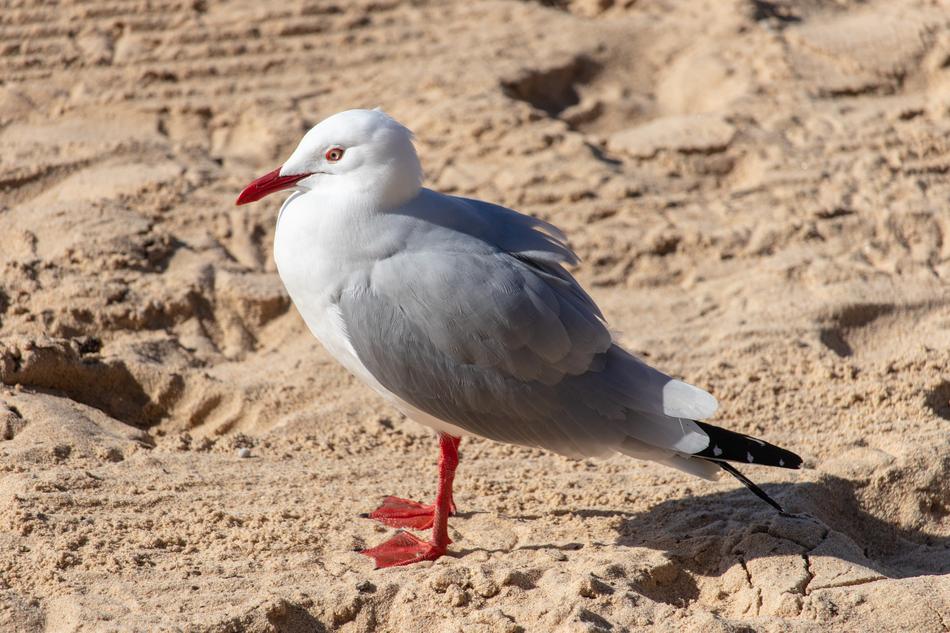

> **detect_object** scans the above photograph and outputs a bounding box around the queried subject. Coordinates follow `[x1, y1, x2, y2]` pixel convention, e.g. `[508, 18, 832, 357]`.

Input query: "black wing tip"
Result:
[693, 420, 802, 470]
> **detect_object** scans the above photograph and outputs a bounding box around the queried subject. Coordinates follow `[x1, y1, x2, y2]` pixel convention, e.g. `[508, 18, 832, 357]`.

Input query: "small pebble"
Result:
[237, 448, 251, 458]
[356, 580, 375, 593]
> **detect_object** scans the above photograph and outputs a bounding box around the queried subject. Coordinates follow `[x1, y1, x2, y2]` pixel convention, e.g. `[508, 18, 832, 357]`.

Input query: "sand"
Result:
[0, 0, 949, 630]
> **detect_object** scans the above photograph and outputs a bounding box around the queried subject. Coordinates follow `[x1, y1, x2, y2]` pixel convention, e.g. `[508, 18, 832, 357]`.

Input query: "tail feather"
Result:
[692, 420, 802, 469]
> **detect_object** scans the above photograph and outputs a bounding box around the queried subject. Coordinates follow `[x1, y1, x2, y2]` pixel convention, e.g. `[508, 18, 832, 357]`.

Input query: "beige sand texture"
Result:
[1, 0, 949, 630]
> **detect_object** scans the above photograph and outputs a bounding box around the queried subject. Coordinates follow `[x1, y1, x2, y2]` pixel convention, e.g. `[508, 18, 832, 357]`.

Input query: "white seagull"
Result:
[236, 109, 802, 568]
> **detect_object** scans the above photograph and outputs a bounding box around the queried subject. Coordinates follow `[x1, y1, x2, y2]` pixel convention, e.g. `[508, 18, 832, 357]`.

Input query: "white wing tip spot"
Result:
[746, 452, 754, 463]
[713, 445, 723, 456]
[779, 459, 785, 467]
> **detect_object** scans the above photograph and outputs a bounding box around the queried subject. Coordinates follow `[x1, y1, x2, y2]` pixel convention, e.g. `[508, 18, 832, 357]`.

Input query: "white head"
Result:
[236, 109, 422, 209]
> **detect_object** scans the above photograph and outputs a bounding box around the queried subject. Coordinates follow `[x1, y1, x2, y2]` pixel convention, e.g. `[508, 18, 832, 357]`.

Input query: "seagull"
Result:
[236, 109, 802, 568]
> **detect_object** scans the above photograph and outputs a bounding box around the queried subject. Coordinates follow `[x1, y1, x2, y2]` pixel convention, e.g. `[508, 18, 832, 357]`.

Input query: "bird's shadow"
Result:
[603, 474, 949, 582]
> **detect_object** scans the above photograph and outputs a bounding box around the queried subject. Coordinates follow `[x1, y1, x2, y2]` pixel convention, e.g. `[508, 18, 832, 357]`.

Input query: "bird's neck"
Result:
[376, 150, 423, 210]
[274, 185, 419, 269]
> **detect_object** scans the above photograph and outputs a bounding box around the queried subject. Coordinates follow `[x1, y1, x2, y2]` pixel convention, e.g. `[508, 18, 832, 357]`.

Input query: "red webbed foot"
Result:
[367, 496, 434, 529]
[360, 531, 447, 568]
[366, 495, 457, 529]
[360, 434, 460, 568]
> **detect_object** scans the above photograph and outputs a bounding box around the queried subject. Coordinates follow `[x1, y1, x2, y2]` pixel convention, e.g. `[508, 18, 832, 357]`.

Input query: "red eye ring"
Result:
[325, 147, 344, 162]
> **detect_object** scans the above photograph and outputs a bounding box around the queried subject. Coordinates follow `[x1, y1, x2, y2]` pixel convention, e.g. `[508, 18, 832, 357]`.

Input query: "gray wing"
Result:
[339, 194, 717, 459]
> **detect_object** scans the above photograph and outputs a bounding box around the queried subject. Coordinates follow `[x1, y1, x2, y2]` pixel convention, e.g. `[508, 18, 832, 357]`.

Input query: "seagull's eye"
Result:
[325, 147, 345, 162]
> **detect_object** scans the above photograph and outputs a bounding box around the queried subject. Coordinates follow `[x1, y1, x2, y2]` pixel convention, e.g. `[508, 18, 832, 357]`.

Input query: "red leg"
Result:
[365, 435, 459, 529]
[361, 434, 460, 568]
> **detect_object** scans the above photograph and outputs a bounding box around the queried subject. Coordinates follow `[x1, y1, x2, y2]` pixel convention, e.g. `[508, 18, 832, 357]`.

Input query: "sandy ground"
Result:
[1, 0, 949, 630]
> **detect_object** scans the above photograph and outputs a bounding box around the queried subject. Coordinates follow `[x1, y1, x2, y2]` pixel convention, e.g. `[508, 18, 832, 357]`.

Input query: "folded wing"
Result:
[337, 192, 719, 466]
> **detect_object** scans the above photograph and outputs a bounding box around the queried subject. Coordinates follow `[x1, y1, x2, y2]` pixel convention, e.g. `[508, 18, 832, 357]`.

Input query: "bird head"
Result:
[236, 108, 422, 208]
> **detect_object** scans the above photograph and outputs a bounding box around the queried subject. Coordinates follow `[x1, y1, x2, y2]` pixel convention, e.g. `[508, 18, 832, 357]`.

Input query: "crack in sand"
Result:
[736, 557, 753, 590]
[734, 556, 763, 617]
[800, 553, 815, 596]
[814, 575, 888, 591]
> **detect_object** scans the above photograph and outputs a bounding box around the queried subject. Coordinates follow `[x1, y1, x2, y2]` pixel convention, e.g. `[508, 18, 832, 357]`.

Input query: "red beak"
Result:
[235, 167, 312, 206]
